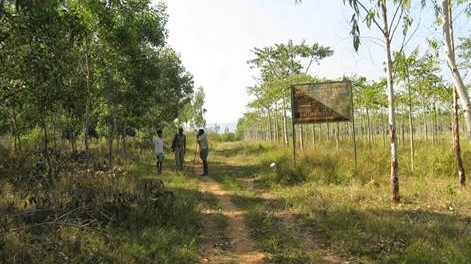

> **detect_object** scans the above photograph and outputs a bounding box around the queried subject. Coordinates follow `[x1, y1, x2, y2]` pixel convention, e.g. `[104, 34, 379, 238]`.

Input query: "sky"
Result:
[158, 0, 470, 125]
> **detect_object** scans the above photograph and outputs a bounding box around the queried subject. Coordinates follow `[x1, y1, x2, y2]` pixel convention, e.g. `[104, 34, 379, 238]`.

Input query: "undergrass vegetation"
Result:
[211, 139, 471, 264]
[0, 142, 202, 264]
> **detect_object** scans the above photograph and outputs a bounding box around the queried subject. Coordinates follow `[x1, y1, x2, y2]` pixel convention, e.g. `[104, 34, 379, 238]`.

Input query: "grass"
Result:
[208, 139, 471, 264]
[0, 143, 203, 264]
[2, 135, 471, 263]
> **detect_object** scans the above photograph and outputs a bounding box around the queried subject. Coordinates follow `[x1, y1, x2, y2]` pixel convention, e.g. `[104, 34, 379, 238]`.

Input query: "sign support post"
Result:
[291, 86, 297, 166]
[349, 82, 357, 170]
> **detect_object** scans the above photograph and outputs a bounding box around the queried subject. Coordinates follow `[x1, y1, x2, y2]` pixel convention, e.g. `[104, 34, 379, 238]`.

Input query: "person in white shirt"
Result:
[156, 130, 164, 174]
[197, 129, 209, 176]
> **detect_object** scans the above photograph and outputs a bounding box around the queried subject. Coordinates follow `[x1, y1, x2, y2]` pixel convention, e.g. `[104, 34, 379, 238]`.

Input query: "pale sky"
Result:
[158, 0, 470, 124]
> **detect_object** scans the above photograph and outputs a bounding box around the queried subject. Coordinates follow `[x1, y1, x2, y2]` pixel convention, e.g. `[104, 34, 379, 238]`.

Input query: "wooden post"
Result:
[291, 86, 297, 167]
[350, 83, 357, 170]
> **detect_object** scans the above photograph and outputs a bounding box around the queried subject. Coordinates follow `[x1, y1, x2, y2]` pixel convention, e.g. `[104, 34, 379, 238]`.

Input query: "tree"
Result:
[440, 0, 471, 142]
[342, 0, 414, 202]
[179, 86, 207, 130]
[247, 40, 333, 145]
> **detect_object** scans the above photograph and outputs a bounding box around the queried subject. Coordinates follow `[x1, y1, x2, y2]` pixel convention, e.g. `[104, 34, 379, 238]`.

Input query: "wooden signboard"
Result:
[291, 81, 353, 124]
[290, 80, 356, 169]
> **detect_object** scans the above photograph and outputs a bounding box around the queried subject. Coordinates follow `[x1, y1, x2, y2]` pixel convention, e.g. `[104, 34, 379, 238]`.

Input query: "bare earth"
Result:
[199, 175, 265, 264]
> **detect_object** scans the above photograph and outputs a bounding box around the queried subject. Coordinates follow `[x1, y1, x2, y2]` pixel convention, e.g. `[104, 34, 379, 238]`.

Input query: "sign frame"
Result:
[290, 81, 357, 169]
[291, 81, 353, 124]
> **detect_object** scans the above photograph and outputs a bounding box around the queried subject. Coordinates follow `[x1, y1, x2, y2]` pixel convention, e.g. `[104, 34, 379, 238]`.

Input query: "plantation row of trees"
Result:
[0, 0, 205, 174]
[238, 0, 471, 202]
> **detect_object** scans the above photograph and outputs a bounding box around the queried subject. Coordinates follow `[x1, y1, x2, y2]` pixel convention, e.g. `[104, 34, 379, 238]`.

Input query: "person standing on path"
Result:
[155, 130, 164, 174]
[197, 129, 209, 176]
[171, 127, 186, 171]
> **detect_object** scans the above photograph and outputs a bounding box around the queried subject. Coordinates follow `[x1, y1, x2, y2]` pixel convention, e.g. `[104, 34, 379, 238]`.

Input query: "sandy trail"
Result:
[199, 174, 265, 264]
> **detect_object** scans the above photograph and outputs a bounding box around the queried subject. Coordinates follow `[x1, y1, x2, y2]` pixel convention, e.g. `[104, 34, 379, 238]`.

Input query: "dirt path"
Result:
[226, 160, 350, 264]
[199, 175, 265, 264]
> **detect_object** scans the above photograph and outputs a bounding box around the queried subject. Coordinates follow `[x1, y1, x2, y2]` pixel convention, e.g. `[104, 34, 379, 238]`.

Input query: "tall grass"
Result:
[215, 140, 471, 263]
[0, 140, 201, 264]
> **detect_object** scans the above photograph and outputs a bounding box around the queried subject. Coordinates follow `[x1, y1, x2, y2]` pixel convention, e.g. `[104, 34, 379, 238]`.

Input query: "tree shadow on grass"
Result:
[213, 143, 273, 159]
[290, 206, 471, 263]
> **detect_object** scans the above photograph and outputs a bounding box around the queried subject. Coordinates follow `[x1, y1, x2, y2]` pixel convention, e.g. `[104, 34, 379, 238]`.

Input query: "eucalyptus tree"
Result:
[458, 37, 471, 70]
[247, 84, 276, 142]
[439, 0, 471, 142]
[248, 40, 333, 145]
[343, 0, 417, 202]
[295, 0, 412, 201]
[179, 86, 207, 130]
[0, 0, 88, 176]
[355, 79, 387, 148]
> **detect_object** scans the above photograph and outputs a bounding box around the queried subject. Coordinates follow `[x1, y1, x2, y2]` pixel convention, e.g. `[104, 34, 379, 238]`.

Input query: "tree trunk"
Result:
[311, 124, 316, 149]
[336, 122, 340, 149]
[453, 88, 466, 187]
[382, 114, 386, 147]
[11, 108, 21, 153]
[268, 109, 273, 143]
[327, 123, 331, 141]
[382, 2, 400, 202]
[423, 111, 428, 142]
[123, 124, 127, 168]
[83, 41, 92, 168]
[434, 104, 439, 144]
[443, 0, 471, 142]
[274, 106, 279, 143]
[407, 83, 415, 172]
[52, 116, 58, 153]
[108, 114, 117, 167]
[300, 125, 304, 150]
[366, 108, 371, 149]
[282, 96, 289, 145]
[40, 113, 53, 178]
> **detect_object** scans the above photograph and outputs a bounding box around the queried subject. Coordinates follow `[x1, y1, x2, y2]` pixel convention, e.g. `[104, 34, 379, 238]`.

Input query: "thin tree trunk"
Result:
[443, 0, 471, 142]
[434, 104, 439, 144]
[282, 96, 288, 145]
[274, 106, 279, 143]
[382, 114, 386, 147]
[327, 123, 331, 140]
[123, 124, 127, 168]
[382, 2, 400, 202]
[407, 82, 415, 172]
[80, 38, 93, 169]
[300, 125, 304, 150]
[401, 120, 405, 148]
[40, 112, 52, 178]
[108, 114, 117, 167]
[268, 109, 273, 143]
[453, 88, 465, 187]
[366, 108, 371, 149]
[336, 122, 340, 149]
[311, 124, 316, 149]
[11, 108, 20, 152]
[52, 116, 58, 153]
[424, 111, 429, 142]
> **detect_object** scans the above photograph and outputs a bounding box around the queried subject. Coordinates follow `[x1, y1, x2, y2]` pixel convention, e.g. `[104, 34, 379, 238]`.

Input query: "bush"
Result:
[0, 148, 199, 264]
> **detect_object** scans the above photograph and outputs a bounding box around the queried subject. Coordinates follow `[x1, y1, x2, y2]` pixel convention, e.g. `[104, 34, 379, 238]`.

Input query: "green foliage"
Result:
[0, 0, 195, 169]
[239, 40, 333, 139]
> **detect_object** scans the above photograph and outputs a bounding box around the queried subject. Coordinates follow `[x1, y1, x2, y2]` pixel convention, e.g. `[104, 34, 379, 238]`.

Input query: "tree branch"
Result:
[356, 0, 386, 35]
